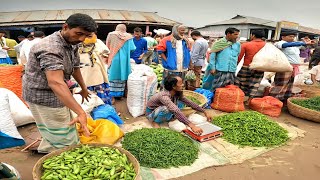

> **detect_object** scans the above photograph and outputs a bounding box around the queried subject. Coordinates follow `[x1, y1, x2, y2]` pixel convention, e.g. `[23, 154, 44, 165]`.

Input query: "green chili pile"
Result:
[122, 128, 199, 168]
[41, 145, 136, 180]
[212, 111, 289, 147]
[291, 96, 320, 112]
[185, 96, 202, 105]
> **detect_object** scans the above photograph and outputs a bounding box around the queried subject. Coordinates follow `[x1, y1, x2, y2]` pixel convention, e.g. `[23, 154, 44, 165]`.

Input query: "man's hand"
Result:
[210, 69, 216, 75]
[204, 111, 213, 122]
[76, 89, 91, 104]
[189, 123, 203, 135]
[69, 113, 90, 137]
[138, 54, 144, 60]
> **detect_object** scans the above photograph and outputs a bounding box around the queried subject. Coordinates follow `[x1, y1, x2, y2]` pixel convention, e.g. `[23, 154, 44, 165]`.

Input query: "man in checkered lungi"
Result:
[269, 31, 315, 101]
[236, 30, 266, 103]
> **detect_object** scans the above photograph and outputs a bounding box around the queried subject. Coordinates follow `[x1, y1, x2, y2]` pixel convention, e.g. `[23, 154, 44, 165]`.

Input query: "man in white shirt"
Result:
[0, 30, 12, 64]
[20, 31, 45, 65]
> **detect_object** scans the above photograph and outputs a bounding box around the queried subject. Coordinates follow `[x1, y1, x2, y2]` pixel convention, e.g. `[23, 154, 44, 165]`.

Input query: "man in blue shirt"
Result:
[202, 27, 241, 91]
[131, 27, 148, 64]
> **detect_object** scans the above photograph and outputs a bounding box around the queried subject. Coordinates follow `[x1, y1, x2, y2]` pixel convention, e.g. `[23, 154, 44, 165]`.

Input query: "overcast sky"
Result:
[1, 0, 319, 29]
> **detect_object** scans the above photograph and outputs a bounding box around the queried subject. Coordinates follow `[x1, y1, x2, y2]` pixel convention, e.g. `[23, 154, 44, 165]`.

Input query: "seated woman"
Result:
[78, 33, 111, 104]
[146, 75, 212, 135]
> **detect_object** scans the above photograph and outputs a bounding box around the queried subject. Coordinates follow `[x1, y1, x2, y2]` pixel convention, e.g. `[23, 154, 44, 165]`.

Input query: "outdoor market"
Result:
[0, 5, 320, 180]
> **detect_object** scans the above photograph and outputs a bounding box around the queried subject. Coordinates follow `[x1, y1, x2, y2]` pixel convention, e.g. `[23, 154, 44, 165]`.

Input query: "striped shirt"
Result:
[147, 91, 205, 125]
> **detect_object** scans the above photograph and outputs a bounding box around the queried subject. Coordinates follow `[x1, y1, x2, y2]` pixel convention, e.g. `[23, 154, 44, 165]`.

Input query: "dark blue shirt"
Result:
[131, 37, 148, 64]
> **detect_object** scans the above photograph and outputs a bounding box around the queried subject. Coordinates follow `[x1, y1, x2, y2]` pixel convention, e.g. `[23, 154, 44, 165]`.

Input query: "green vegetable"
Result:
[212, 111, 289, 147]
[122, 128, 199, 168]
[185, 96, 201, 105]
[41, 145, 136, 180]
[291, 96, 320, 111]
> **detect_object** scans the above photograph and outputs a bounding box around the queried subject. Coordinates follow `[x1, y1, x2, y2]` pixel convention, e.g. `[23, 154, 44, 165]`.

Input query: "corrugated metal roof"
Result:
[0, 9, 178, 26]
[203, 15, 320, 35]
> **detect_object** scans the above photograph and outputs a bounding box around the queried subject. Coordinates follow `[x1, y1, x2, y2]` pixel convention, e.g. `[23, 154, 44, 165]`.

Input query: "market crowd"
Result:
[1, 13, 320, 153]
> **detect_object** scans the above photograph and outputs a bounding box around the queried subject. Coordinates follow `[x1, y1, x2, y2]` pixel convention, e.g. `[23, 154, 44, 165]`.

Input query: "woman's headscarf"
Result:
[106, 24, 133, 65]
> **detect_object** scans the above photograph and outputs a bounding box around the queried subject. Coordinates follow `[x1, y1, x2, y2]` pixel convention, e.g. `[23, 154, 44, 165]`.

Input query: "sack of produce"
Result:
[185, 70, 196, 81]
[212, 111, 289, 147]
[127, 65, 158, 118]
[211, 85, 245, 112]
[0, 88, 35, 127]
[168, 120, 187, 132]
[188, 114, 207, 125]
[122, 128, 199, 168]
[34, 144, 139, 180]
[91, 104, 124, 126]
[249, 43, 293, 72]
[77, 118, 124, 145]
[0, 92, 25, 149]
[249, 96, 283, 117]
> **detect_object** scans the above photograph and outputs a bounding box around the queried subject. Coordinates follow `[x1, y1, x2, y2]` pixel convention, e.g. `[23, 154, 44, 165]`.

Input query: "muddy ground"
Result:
[1, 99, 320, 180]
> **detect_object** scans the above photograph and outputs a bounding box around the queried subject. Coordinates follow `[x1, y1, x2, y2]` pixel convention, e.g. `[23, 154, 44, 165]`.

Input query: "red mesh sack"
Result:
[0, 65, 23, 100]
[249, 96, 283, 117]
[211, 85, 245, 112]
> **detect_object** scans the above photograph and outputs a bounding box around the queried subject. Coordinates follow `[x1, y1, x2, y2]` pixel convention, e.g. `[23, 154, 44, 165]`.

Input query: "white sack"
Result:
[250, 43, 293, 72]
[168, 120, 187, 132]
[188, 114, 207, 125]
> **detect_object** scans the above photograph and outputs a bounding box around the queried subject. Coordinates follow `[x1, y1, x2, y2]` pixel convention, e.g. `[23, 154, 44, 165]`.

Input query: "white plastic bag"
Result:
[168, 120, 187, 132]
[127, 65, 158, 118]
[236, 57, 244, 76]
[0, 88, 35, 127]
[250, 43, 293, 72]
[0, 92, 24, 141]
[188, 114, 207, 125]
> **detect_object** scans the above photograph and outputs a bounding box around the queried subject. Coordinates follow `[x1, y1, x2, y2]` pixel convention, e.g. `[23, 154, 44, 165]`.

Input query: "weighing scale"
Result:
[183, 122, 223, 142]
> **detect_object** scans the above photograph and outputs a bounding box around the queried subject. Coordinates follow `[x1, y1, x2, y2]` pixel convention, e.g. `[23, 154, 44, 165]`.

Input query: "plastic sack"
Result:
[153, 29, 171, 36]
[185, 70, 196, 81]
[249, 96, 283, 117]
[91, 105, 124, 126]
[77, 118, 124, 145]
[73, 89, 105, 113]
[127, 65, 158, 118]
[236, 57, 244, 76]
[250, 43, 293, 72]
[188, 114, 207, 125]
[195, 88, 214, 108]
[0, 88, 35, 127]
[168, 120, 187, 132]
[211, 85, 245, 112]
[0, 92, 25, 149]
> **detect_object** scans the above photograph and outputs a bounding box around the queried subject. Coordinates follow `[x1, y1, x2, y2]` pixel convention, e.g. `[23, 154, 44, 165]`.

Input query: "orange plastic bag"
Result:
[77, 118, 124, 145]
[0, 65, 23, 100]
[249, 96, 283, 117]
[211, 85, 245, 112]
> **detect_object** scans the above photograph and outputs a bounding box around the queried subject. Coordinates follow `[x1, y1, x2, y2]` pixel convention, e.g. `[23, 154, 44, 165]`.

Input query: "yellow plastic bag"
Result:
[77, 118, 124, 145]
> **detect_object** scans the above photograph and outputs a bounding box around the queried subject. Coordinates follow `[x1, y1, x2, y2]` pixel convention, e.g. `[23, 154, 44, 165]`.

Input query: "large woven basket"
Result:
[287, 97, 320, 123]
[294, 85, 320, 98]
[33, 144, 140, 180]
[181, 90, 207, 117]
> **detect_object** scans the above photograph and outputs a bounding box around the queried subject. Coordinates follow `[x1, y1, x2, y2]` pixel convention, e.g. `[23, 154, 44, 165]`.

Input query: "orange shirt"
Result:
[238, 39, 266, 66]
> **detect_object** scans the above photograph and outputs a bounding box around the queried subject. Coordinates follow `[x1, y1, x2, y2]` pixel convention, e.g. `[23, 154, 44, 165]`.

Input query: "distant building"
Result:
[0, 9, 178, 41]
[196, 15, 320, 39]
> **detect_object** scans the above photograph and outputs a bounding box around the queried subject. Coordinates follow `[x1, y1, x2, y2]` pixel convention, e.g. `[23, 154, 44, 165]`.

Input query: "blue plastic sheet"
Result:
[91, 105, 124, 126]
[195, 88, 214, 109]
[0, 132, 25, 150]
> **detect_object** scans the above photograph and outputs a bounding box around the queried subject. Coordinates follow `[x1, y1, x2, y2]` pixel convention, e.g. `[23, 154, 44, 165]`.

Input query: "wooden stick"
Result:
[21, 138, 41, 152]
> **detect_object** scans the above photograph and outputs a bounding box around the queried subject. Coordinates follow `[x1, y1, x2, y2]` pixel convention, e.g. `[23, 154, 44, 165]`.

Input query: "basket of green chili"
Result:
[33, 144, 140, 180]
[287, 97, 320, 123]
[181, 90, 207, 117]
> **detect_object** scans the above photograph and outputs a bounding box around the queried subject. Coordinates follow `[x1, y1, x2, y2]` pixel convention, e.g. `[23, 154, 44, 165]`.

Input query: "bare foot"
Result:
[152, 122, 161, 128]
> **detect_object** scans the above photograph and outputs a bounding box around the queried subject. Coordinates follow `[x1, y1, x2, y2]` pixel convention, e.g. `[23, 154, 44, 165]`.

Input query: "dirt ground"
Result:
[1, 99, 320, 180]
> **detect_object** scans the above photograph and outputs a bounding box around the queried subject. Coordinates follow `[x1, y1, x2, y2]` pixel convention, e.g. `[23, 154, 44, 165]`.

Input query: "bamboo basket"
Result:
[181, 90, 207, 117]
[287, 97, 320, 123]
[294, 85, 320, 98]
[33, 144, 140, 180]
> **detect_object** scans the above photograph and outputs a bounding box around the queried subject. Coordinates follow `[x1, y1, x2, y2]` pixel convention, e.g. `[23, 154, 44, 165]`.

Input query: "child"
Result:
[309, 61, 320, 85]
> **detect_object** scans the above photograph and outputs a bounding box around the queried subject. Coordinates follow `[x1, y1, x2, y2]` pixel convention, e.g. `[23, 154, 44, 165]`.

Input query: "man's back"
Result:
[191, 38, 208, 66]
